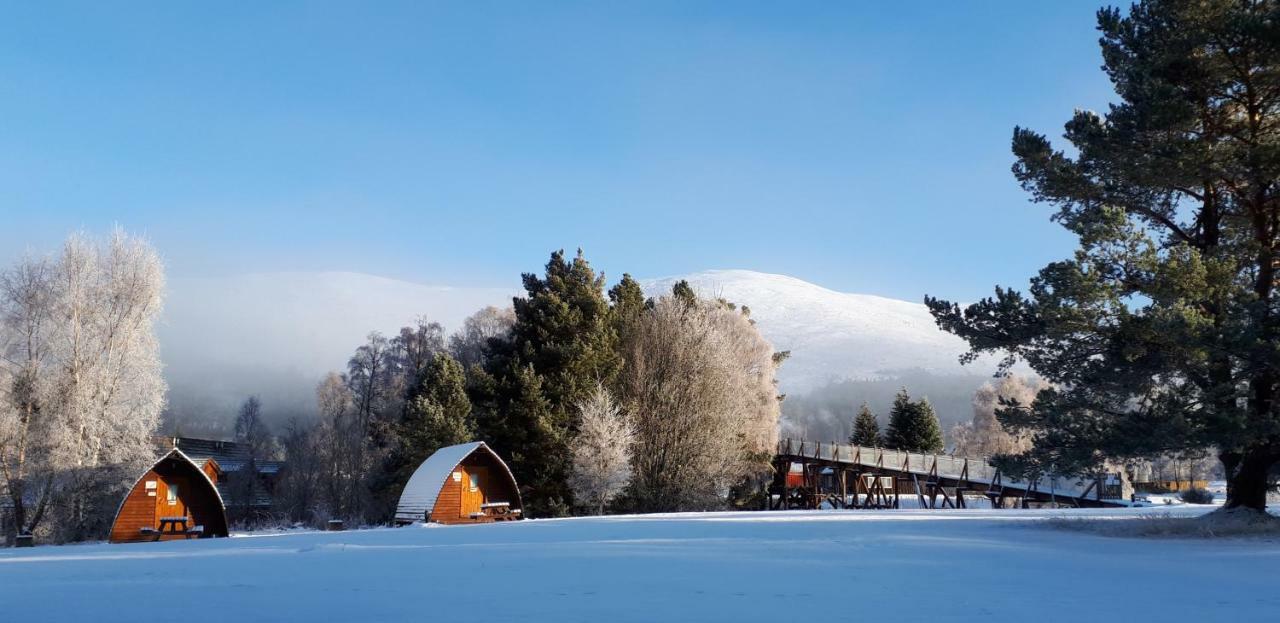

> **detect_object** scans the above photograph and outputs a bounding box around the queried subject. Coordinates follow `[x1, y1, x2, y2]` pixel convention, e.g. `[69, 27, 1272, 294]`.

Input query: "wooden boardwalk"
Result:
[771, 438, 1129, 509]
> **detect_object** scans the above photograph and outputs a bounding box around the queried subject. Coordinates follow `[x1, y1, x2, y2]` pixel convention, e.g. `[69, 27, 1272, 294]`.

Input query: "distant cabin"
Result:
[109, 448, 230, 543]
[163, 436, 285, 515]
[395, 442, 523, 525]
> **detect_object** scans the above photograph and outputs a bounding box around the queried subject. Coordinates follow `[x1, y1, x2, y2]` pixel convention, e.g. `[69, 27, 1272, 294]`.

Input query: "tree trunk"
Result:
[1222, 450, 1274, 512]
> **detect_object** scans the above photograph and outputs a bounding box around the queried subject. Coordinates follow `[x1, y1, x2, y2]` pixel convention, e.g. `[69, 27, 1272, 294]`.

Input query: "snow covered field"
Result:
[3, 507, 1277, 622]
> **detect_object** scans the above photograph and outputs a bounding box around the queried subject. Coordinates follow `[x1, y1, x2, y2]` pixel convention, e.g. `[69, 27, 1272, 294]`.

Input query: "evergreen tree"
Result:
[849, 402, 882, 447]
[911, 398, 945, 454]
[926, 0, 1280, 511]
[884, 389, 945, 453]
[509, 249, 621, 411]
[378, 352, 474, 516]
[475, 250, 618, 516]
[397, 353, 473, 467]
[608, 273, 647, 346]
[671, 279, 697, 307]
[884, 389, 913, 450]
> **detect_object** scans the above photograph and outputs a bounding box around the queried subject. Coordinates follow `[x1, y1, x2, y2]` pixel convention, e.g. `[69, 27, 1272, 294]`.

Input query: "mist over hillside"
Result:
[160, 270, 997, 436]
[160, 272, 517, 434]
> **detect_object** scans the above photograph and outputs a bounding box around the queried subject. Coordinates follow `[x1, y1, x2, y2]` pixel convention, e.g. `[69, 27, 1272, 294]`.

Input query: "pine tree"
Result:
[397, 353, 473, 465]
[475, 250, 619, 516]
[380, 352, 474, 515]
[849, 403, 882, 447]
[884, 389, 914, 450]
[926, 0, 1280, 512]
[608, 273, 647, 347]
[911, 398, 945, 454]
[510, 249, 621, 411]
[884, 389, 944, 453]
[671, 279, 697, 307]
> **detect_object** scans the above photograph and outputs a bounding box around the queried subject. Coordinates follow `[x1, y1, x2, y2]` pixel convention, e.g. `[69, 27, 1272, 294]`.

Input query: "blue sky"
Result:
[0, 2, 1115, 301]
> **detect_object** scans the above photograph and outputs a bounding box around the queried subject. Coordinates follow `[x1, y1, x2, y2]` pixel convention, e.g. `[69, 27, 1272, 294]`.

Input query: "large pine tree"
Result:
[850, 403, 882, 447]
[395, 353, 474, 469]
[926, 0, 1280, 512]
[884, 389, 945, 453]
[475, 250, 620, 516]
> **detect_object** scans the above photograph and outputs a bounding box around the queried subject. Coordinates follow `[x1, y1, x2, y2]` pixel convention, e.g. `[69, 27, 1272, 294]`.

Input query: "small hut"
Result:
[109, 448, 230, 543]
[395, 442, 523, 525]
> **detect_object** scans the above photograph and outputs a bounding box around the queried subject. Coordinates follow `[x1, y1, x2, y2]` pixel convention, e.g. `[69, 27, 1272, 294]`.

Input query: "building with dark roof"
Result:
[155, 437, 284, 514]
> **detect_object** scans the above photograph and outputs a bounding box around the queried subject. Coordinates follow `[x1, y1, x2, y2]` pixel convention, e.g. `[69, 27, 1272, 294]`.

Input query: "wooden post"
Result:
[783, 460, 790, 510]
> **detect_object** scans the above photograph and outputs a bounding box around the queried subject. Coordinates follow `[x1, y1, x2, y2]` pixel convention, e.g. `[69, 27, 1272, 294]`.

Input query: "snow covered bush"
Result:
[569, 383, 633, 515]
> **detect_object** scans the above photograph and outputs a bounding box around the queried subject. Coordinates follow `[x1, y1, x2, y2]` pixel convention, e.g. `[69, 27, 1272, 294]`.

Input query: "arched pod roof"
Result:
[395, 441, 522, 522]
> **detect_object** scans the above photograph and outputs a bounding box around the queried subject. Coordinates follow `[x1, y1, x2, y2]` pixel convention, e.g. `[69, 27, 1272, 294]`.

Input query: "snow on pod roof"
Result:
[395, 441, 519, 522]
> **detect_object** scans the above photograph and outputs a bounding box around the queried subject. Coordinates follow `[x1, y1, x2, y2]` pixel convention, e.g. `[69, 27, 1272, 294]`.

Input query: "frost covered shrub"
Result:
[1180, 488, 1214, 505]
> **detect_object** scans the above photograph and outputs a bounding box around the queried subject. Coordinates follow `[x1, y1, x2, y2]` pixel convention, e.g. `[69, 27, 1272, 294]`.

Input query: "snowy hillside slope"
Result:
[2, 508, 1274, 623]
[159, 269, 993, 427]
[643, 270, 996, 392]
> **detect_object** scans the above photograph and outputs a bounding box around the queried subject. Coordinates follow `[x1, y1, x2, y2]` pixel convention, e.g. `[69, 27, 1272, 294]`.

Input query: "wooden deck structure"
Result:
[771, 438, 1128, 510]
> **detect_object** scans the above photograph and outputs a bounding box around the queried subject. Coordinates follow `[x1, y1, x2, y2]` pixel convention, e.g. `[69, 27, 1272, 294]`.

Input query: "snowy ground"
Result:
[3, 507, 1278, 622]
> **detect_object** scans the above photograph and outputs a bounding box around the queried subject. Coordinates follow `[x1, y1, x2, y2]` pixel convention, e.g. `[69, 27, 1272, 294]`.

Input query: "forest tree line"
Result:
[264, 250, 786, 526]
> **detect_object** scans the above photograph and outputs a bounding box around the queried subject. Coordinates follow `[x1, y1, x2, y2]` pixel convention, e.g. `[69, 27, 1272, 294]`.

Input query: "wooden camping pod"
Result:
[109, 448, 230, 543]
[395, 442, 523, 524]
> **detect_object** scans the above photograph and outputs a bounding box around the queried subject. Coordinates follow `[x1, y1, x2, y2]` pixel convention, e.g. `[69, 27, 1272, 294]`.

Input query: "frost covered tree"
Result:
[390, 318, 445, 383]
[849, 403, 882, 447]
[0, 230, 166, 542]
[618, 290, 783, 512]
[926, 0, 1280, 512]
[884, 389, 944, 453]
[0, 257, 58, 543]
[569, 383, 632, 515]
[448, 306, 515, 370]
[950, 376, 1040, 457]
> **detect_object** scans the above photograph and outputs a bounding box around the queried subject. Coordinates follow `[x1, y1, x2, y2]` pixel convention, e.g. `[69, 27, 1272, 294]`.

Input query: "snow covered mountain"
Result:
[159, 269, 991, 429]
[641, 270, 992, 393]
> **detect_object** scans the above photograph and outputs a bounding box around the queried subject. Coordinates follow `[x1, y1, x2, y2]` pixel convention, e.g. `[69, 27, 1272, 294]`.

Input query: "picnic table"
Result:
[140, 516, 202, 541]
[478, 502, 521, 521]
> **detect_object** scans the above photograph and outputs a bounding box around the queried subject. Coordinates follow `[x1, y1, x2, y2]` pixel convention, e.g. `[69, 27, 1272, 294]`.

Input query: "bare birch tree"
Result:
[448, 306, 515, 369]
[315, 371, 368, 522]
[0, 230, 166, 542]
[569, 383, 632, 515]
[950, 375, 1042, 457]
[618, 294, 782, 512]
[0, 257, 59, 543]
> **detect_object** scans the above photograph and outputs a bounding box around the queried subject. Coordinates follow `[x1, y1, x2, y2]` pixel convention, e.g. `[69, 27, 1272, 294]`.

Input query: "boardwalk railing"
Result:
[777, 438, 1123, 504]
